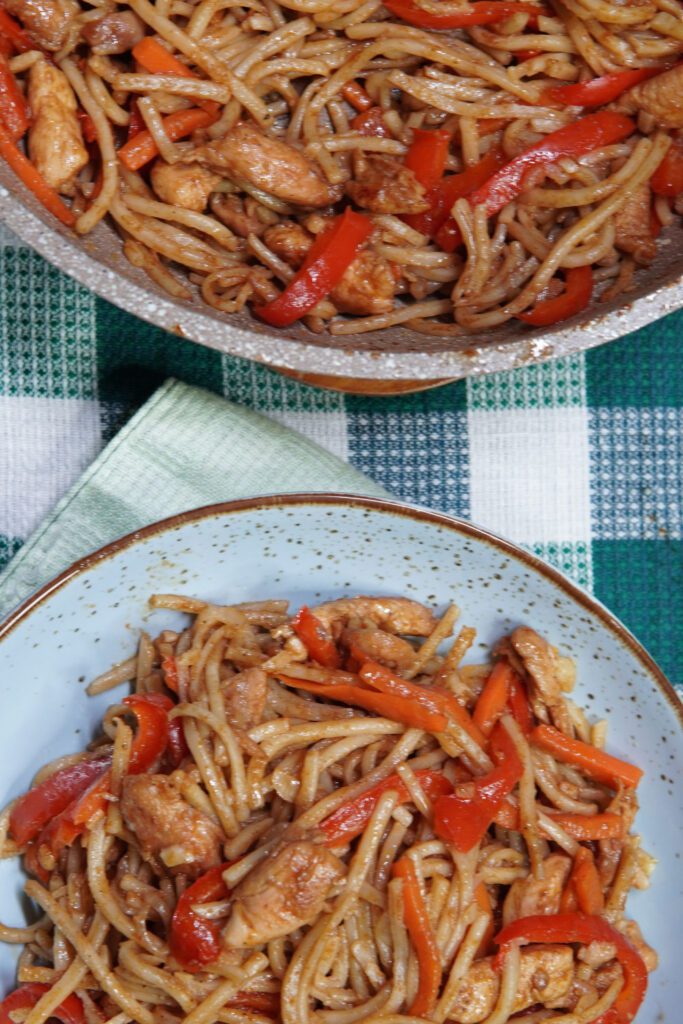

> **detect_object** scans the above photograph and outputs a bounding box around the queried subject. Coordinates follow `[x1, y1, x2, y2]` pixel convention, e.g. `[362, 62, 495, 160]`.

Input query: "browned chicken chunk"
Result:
[342, 627, 416, 670]
[121, 774, 223, 876]
[211, 194, 268, 238]
[28, 59, 88, 193]
[4, 0, 78, 50]
[332, 248, 398, 316]
[222, 840, 344, 947]
[263, 222, 398, 316]
[81, 10, 145, 54]
[614, 184, 657, 265]
[511, 626, 570, 728]
[620, 64, 683, 128]
[503, 854, 572, 925]
[224, 667, 268, 730]
[151, 160, 222, 212]
[448, 945, 575, 1023]
[190, 123, 339, 209]
[312, 596, 438, 637]
[346, 154, 429, 215]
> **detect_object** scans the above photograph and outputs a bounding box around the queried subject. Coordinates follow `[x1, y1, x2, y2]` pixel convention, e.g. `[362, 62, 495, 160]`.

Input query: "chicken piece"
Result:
[121, 774, 223, 877]
[331, 248, 398, 315]
[312, 596, 438, 638]
[346, 154, 429, 215]
[211, 194, 268, 238]
[222, 840, 344, 947]
[503, 854, 572, 925]
[618, 918, 658, 973]
[342, 627, 417, 670]
[510, 626, 570, 728]
[263, 221, 313, 265]
[449, 945, 575, 1023]
[619, 64, 683, 129]
[151, 160, 222, 212]
[263, 222, 399, 316]
[224, 667, 267, 730]
[190, 123, 339, 209]
[4, 0, 78, 50]
[28, 59, 88, 193]
[614, 184, 656, 265]
[81, 11, 145, 54]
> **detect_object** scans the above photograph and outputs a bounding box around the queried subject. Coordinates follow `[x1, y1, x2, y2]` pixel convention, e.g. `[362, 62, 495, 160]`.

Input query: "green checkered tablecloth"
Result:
[1, 222, 681, 689]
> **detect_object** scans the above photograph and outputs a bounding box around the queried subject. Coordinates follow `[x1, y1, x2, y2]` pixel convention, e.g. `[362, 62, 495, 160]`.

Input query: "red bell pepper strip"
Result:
[124, 692, 171, 773]
[472, 661, 513, 737]
[351, 106, 391, 137]
[0, 985, 86, 1024]
[278, 675, 448, 732]
[507, 673, 533, 734]
[0, 119, 77, 227]
[404, 128, 451, 191]
[428, 145, 506, 245]
[342, 80, 373, 112]
[9, 752, 112, 846]
[320, 769, 452, 846]
[494, 912, 648, 1024]
[437, 111, 635, 252]
[162, 654, 180, 693]
[359, 660, 485, 746]
[517, 49, 541, 62]
[433, 720, 522, 851]
[254, 208, 373, 327]
[393, 856, 441, 1017]
[127, 99, 146, 142]
[543, 66, 662, 108]
[169, 862, 231, 971]
[384, 0, 543, 30]
[117, 107, 219, 171]
[291, 606, 341, 668]
[651, 135, 683, 196]
[530, 723, 643, 789]
[38, 694, 173, 857]
[517, 265, 593, 327]
[467, 111, 634, 217]
[0, 55, 29, 142]
[0, 7, 35, 53]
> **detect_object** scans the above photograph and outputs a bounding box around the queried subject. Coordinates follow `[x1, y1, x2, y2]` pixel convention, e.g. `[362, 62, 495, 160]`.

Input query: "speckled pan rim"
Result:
[2, 184, 683, 381]
[0, 493, 679, 726]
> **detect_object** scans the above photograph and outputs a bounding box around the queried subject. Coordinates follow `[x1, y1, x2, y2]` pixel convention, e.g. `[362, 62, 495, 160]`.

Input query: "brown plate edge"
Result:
[0, 493, 680, 726]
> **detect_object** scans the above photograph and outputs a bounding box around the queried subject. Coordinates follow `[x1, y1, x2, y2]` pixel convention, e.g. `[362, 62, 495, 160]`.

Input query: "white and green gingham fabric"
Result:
[1, 222, 681, 689]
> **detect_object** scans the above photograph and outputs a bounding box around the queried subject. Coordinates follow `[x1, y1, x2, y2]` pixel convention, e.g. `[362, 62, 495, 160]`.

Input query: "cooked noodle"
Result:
[0, 593, 657, 1023]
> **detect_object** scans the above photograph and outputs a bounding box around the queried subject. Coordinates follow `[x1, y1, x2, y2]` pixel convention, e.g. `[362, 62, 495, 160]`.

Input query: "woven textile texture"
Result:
[1, 223, 681, 690]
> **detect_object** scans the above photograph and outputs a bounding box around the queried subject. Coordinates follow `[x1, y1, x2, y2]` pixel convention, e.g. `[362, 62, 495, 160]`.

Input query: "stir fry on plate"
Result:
[0, 593, 657, 1023]
[1, 0, 682, 333]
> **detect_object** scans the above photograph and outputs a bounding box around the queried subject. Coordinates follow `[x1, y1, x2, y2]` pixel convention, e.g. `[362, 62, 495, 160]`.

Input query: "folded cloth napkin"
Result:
[0, 379, 389, 617]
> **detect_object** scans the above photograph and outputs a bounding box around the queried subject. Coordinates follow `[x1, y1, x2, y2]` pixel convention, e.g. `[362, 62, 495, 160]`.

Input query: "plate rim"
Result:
[0, 492, 679, 727]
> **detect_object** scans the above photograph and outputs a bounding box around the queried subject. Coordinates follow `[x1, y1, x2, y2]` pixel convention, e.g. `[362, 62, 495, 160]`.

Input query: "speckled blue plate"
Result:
[0, 495, 680, 1020]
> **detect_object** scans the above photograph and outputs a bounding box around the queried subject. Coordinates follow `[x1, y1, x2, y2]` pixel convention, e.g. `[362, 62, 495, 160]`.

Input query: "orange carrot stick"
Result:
[341, 80, 373, 112]
[277, 676, 447, 733]
[359, 661, 485, 747]
[393, 857, 442, 1016]
[548, 812, 625, 841]
[132, 37, 219, 114]
[473, 661, 512, 737]
[529, 724, 643, 789]
[571, 846, 605, 915]
[117, 107, 218, 171]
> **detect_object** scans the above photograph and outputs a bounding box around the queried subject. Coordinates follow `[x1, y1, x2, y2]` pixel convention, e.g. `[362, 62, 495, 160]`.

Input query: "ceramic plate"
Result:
[0, 494, 681, 1020]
